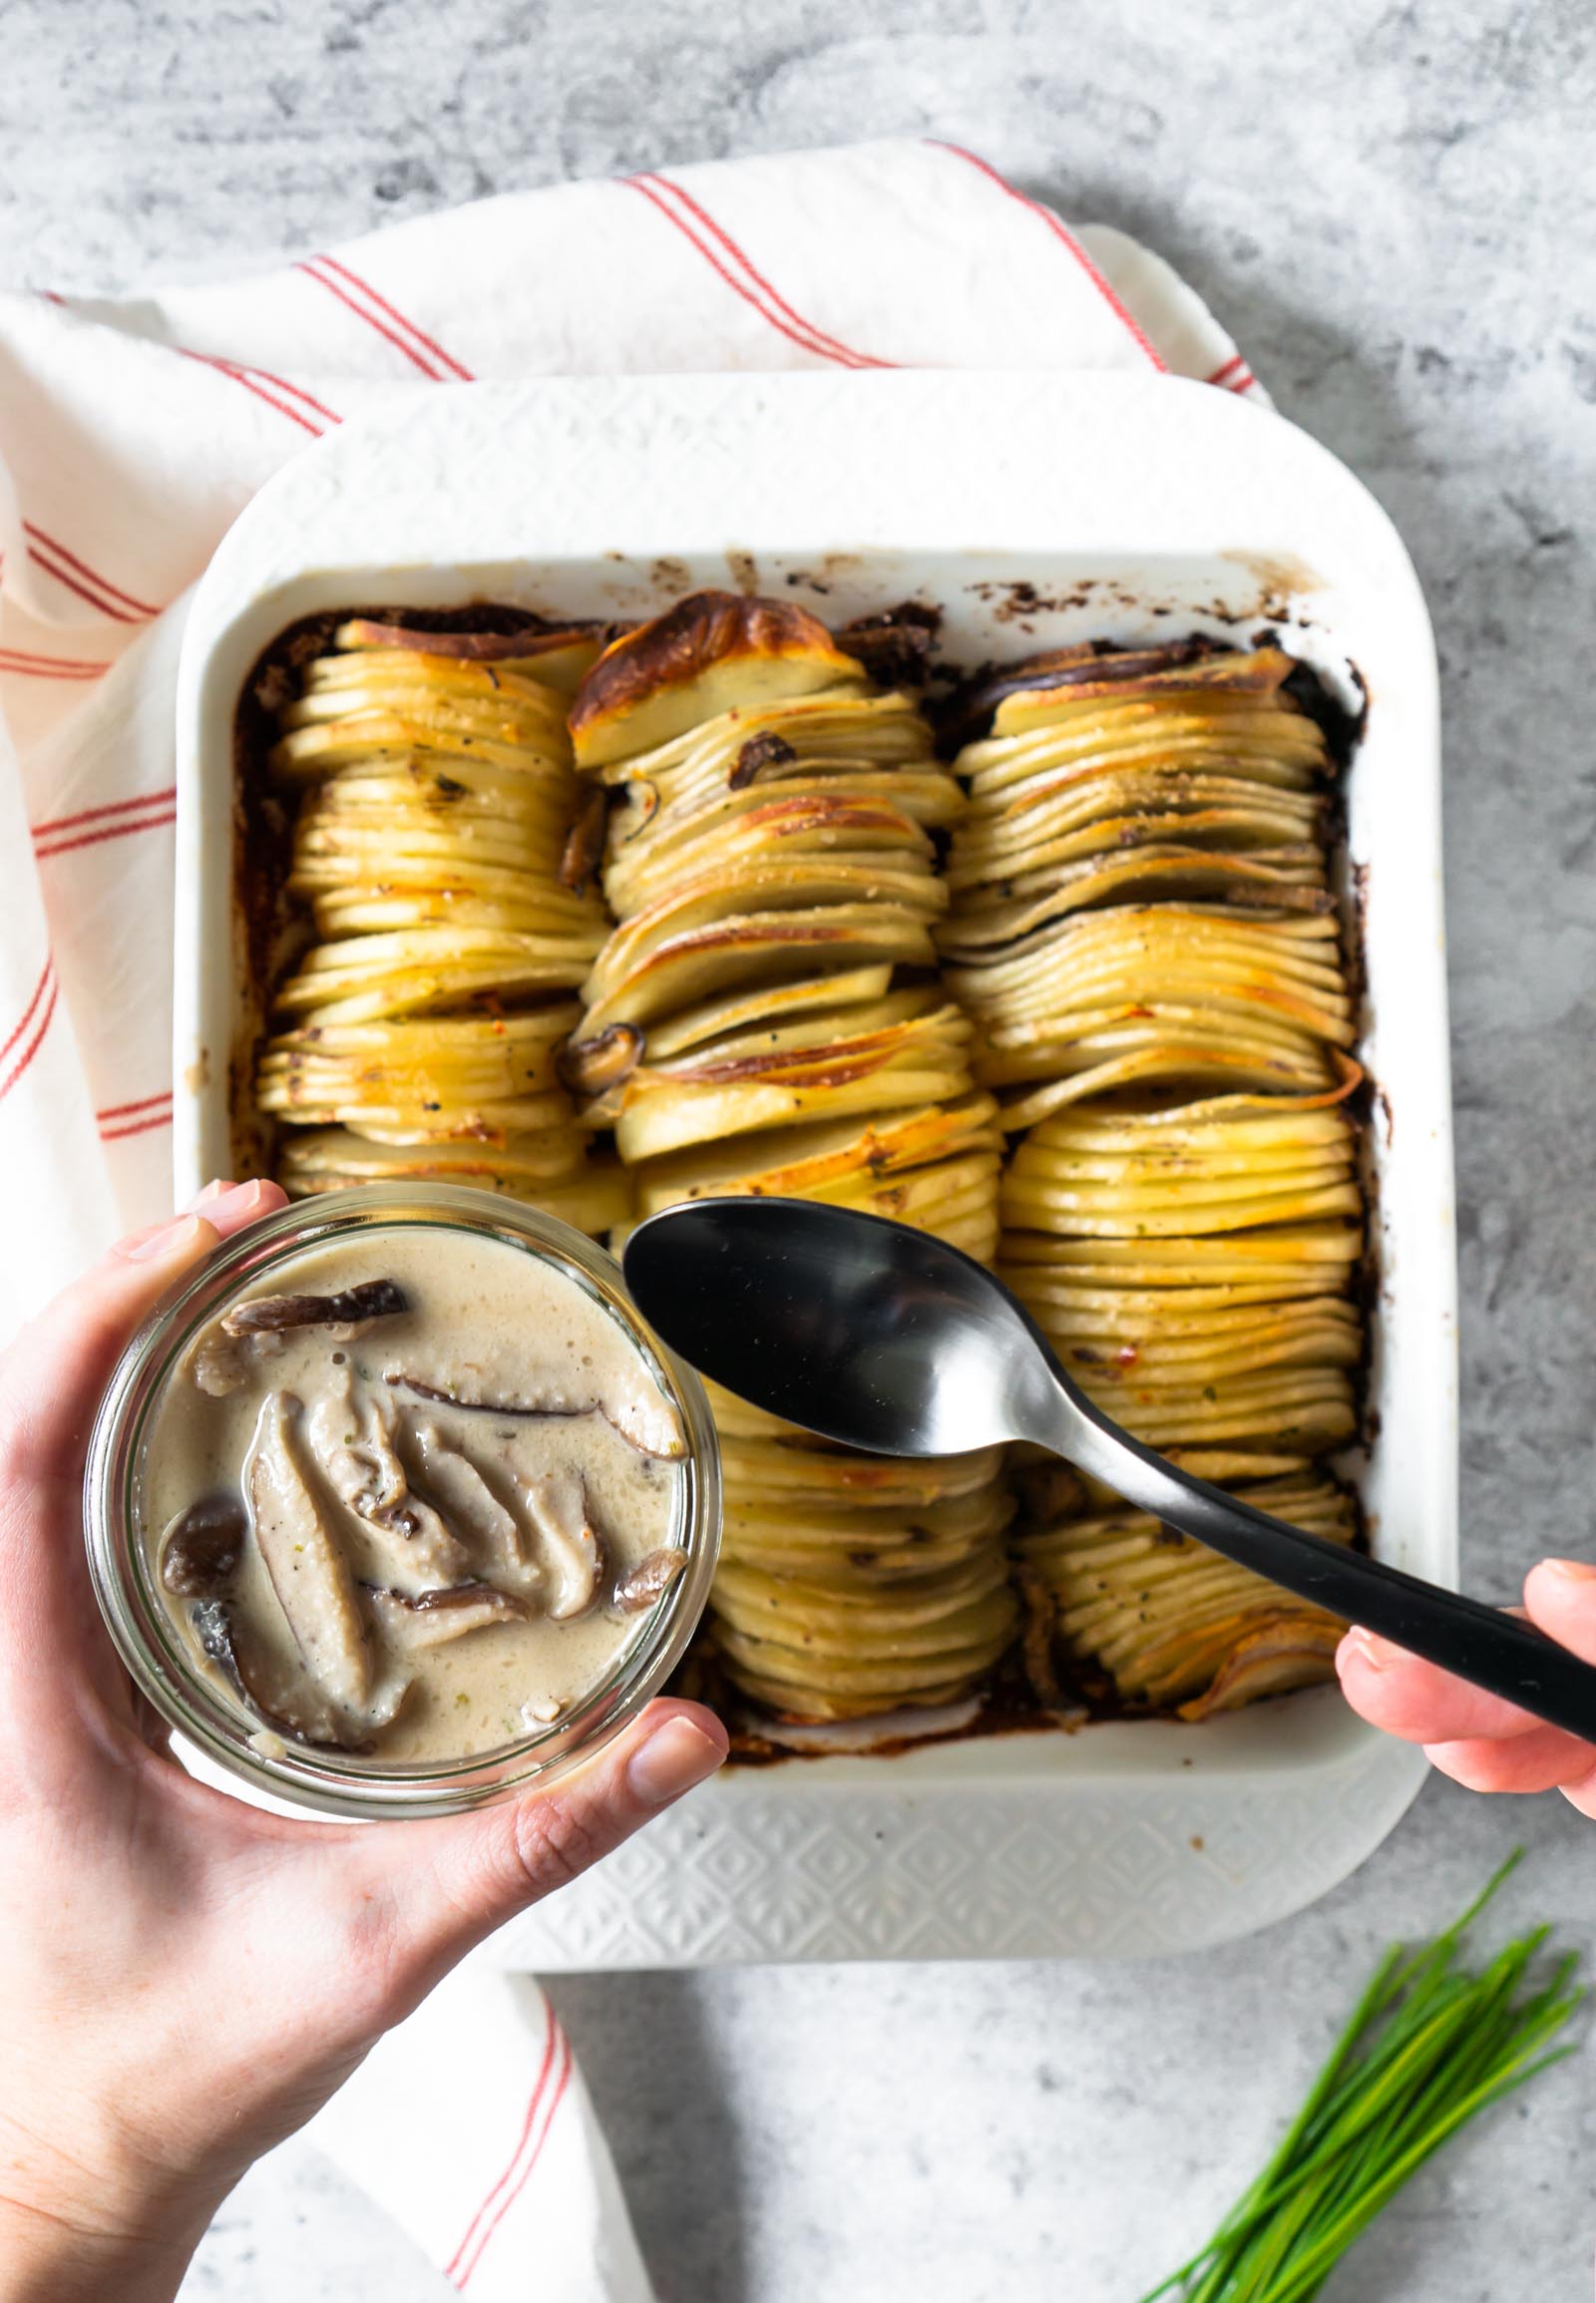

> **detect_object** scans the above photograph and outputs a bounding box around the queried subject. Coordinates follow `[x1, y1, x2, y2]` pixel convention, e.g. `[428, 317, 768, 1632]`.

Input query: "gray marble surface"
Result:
[5, 0, 1595, 2296]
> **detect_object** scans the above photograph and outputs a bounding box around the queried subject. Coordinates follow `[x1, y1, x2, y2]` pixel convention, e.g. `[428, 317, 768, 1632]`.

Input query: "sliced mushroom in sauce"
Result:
[160, 1494, 248, 1598]
[142, 1227, 691, 1764]
[221, 1279, 408, 1337]
[244, 1391, 375, 1715]
[388, 1372, 685, 1461]
[307, 1371, 471, 1590]
[611, 1546, 688, 1615]
[520, 1471, 603, 1620]
[189, 1594, 394, 1752]
[405, 1419, 532, 1582]
[368, 1582, 532, 1654]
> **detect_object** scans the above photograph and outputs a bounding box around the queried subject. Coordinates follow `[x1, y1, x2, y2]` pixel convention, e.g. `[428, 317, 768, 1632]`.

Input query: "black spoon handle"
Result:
[1042, 1373, 1596, 1744]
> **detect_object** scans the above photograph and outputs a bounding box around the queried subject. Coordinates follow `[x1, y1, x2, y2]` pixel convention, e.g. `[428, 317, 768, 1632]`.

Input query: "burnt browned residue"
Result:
[831, 600, 942, 689]
[968, 576, 1100, 619]
[1275, 640, 1368, 769]
[936, 633, 1228, 754]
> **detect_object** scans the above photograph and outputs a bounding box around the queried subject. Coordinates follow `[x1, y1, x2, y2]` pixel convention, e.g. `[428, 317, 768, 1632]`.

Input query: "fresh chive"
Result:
[1137, 1853, 1582, 2303]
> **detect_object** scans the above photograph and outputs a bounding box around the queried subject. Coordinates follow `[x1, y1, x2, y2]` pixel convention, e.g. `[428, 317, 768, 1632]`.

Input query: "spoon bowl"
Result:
[624, 1196, 1596, 1746]
[623, 1193, 1048, 1458]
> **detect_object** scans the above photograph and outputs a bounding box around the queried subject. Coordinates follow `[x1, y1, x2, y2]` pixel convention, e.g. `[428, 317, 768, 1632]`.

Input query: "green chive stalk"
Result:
[1139, 1853, 1583, 2303]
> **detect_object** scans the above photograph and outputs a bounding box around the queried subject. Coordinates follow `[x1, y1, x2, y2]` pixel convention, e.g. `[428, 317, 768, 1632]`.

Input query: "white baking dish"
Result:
[173, 371, 1450, 1966]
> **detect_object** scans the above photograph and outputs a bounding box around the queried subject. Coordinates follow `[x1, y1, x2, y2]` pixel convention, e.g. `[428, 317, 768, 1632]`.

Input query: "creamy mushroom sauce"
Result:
[139, 1227, 688, 1762]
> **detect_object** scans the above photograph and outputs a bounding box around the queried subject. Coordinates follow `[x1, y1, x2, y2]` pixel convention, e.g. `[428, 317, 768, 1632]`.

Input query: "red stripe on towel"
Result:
[97, 1089, 174, 1121]
[101, 1107, 175, 1143]
[0, 961, 59, 1106]
[32, 787, 177, 841]
[929, 143, 1168, 371]
[625, 176, 865, 367]
[1, 957, 53, 1068]
[177, 348, 340, 436]
[443, 2001, 562, 2283]
[0, 649, 111, 680]
[1207, 352, 1257, 394]
[638, 173, 894, 369]
[455, 2028, 574, 2289]
[34, 804, 176, 861]
[297, 257, 472, 382]
[315, 253, 474, 380]
[21, 523, 160, 617]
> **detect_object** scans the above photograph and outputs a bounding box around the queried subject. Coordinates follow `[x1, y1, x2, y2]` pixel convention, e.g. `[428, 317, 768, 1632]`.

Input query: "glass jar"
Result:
[85, 1183, 721, 1819]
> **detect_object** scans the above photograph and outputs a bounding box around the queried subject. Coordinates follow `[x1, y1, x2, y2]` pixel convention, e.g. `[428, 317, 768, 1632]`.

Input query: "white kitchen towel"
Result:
[0, 136, 1262, 2299]
[304, 1969, 651, 2302]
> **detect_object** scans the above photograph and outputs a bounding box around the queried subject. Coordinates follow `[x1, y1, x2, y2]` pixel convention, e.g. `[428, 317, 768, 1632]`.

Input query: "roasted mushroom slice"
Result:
[368, 1582, 533, 1654]
[160, 1494, 248, 1598]
[520, 1471, 603, 1619]
[244, 1391, 374, 1714]
[221, 1279, 408, 1336]
[610, 1546, 687, 1615]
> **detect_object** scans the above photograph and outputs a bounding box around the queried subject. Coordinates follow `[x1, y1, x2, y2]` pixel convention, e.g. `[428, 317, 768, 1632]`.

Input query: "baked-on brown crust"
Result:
[570, 590, 865, 769]
[334, 617, 601, 661]
[938, 634, 1311, 751]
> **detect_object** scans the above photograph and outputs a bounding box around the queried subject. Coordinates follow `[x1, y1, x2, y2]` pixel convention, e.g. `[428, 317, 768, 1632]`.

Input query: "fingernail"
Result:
[627, 1718, 726, 1807]
[1341, 1626, 1394, 1672]
[200, 1179, 269, 1224]
[120, 1214, 205, 1263]
[1541, 1559, 1596, 1584]
[187, 1178, 232, 1209]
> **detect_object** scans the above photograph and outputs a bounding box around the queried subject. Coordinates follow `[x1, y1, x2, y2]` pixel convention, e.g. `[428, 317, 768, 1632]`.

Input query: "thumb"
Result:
[0, 1179, 287, 1495]
[0, 1212, 219, 1492]
[350, 1699, 728, 2015]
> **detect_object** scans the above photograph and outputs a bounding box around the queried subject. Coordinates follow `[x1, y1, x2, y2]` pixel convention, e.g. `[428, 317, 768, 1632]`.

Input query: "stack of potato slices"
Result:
[943, 640, 1365, 1716]
[255, 619, 629, 1237]
[567, 591, 1015, 1721]
[1015, 1471, 1358, 1719]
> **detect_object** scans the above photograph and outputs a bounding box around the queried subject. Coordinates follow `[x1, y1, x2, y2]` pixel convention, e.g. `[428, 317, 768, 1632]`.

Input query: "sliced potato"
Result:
[257, 624, 619, 1237]
[1019, 1471, 1355, 1714]
[570, 590, 870, 769]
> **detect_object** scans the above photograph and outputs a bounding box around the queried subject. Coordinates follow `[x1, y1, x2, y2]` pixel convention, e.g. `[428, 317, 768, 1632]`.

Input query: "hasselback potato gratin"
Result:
[242, 594, 1368, 1746]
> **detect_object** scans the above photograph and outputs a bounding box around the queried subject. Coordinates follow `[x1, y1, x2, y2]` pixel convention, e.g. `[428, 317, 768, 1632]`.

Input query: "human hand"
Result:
[0, 1181, 727, 2303]
[1337, 1564, 1596, 1811]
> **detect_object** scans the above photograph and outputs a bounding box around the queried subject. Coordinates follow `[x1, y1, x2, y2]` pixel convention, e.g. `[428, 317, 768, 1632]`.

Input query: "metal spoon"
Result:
[623, 1195, 1596, 1742]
